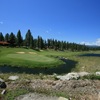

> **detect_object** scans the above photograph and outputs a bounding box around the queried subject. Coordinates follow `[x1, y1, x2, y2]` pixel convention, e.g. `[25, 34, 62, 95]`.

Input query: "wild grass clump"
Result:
[4, 88, 29, 100]
[32, 87, 69, 99]
[81, 74, 100, 80]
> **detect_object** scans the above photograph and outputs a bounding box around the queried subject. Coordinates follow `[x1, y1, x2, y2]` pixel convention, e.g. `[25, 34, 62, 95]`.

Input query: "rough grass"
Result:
[41, 50, 100, 72]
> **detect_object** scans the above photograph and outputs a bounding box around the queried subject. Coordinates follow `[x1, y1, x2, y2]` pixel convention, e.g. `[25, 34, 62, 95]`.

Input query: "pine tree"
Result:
[57, 41, 61, 50]
[5, 33, 10, 42]
[61, 41, 64, 50]
[17, 30, 23, 47]
[0, 32, 4, 41]
[50, 39, 54, 49]
[37, 36, 43, 49]
[44, 40, 47, 49]
[9, 32, 16, 46]
[33, 39, 38, 49]
[54, 39, 58, 50]
[30, 35, 34, 48]
[47, 39, 50, 48]
[40, 37, 44, 49]
[25, 29, 32, 48]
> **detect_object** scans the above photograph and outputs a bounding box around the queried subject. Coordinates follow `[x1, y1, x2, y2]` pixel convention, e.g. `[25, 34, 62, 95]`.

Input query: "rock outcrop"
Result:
[0, 78, 6, 88]
[58, 97, 69, 100]
[56, 72, 90, 80]
[96, 72, 100, 76]
[8, 76, 19, 81]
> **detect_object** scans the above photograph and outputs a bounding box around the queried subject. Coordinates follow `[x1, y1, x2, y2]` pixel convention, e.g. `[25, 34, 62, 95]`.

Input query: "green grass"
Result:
[3, 88, 30, 100]
[6, 54, 54, 62]
[81, 74, 100, 80]
[40, 49, 100, 72]
[0, 47, 64, 68]
[0, 47, 100, 100]
[0, 47, 100, 72]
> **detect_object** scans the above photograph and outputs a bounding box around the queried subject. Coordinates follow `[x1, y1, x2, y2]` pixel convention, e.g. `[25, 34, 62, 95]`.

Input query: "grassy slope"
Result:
[0, 47, 100, 72]
[0, 47, 64, 68]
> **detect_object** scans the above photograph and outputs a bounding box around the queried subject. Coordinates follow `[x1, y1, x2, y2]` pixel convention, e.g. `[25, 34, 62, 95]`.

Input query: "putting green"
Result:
[0, 48, 64, 68]
[6, 53, 56, 62]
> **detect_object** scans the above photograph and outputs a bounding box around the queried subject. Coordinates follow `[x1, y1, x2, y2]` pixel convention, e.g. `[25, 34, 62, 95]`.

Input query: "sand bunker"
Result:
[16, 52, 25, 54]
[28, 52, 37, 54]
[16, 52, 37, 55]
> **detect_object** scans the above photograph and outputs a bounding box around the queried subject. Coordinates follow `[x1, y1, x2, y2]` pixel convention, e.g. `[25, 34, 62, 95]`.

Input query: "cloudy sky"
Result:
[0, 0, 100, 45]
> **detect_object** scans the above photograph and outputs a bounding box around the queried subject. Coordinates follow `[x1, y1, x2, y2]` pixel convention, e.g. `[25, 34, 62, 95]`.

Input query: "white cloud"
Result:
[80, 42, 95, 45]
[0, 21, 3, 24]
[95, 38, 100, 46]
[80, 38, 100, 46]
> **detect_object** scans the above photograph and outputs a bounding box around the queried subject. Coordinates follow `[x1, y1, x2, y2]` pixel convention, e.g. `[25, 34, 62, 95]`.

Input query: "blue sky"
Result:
[0, 0, 100, 45]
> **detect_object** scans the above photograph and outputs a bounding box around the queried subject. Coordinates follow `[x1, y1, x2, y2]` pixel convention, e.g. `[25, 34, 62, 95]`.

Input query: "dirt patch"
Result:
[29, 79, 100, 100]
[6, 77, 100, 100]
[15, 93, 58, 100]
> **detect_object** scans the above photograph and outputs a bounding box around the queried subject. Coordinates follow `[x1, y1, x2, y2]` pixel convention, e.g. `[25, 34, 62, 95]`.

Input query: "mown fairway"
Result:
[0, 47, 100, 73]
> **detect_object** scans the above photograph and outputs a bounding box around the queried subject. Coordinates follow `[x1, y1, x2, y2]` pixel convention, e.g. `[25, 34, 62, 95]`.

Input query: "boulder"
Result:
[8, 76, 19, 81]
[96, 72, 100, 76]
[56, 72, 91, 81]
[78, 72, 89, 77]
[98, 92, 100, 100]
[0, 78, 4, 82]
[0, 78, 7, 88]
[57, 72, 79, 81]
[1, 89, 6, 95]
[58, 97, 69, 100]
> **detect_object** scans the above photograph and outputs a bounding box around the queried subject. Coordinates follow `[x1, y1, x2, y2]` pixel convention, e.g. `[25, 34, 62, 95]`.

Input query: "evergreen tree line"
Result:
[0, 29, 99, 51]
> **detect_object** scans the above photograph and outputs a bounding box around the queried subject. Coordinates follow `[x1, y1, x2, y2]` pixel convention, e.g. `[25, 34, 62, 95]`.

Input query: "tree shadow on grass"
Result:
[0, 59, 77, 75]
[79, 53, 100, 57]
